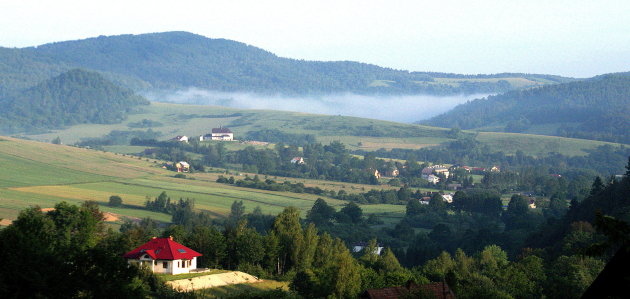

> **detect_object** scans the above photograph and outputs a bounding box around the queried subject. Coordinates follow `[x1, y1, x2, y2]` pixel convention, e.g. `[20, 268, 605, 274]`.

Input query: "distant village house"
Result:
[199, 127, 234, 141]
[176, 161, 190, 173]
[385, 167, 399, 177]
[422, 165, 450, 178]
[352, 242, 385, 255]
[369, 168, 381, 180]
[172, 135, 189, 143]
[290, 157, 305, 164]
[422, 174, 440, 184]
[123, 236, 202, 275]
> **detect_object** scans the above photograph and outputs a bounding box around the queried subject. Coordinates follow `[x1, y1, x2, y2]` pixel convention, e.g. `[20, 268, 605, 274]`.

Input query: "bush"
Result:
[108, 195, 123, 207]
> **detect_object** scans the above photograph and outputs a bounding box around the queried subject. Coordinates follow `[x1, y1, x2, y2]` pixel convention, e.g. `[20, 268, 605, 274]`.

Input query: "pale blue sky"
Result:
[1, 0, 628, 77]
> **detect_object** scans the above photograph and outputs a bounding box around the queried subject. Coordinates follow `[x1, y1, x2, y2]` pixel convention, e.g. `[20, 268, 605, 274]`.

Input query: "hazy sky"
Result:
[1, 0, 628, 78]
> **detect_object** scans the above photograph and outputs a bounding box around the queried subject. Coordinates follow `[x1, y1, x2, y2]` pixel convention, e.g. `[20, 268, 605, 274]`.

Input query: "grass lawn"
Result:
[156, 269, 231, 281]
[198, 280, 290, 298]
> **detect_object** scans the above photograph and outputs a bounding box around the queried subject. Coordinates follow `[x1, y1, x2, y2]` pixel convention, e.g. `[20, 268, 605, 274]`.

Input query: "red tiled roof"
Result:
[123, 237, 202, 260]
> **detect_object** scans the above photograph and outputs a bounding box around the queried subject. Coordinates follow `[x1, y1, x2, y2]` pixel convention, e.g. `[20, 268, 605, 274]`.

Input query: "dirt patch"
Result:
[167, 271, 262, 292]
[103, 212, 120, 222]
[0, 219, 12, 226]
[41, 208, 55, 212]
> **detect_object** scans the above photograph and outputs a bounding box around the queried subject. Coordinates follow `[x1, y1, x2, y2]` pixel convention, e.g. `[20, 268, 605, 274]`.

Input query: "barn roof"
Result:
[123, 237, 202, 260]
[212, 127, 232, 133]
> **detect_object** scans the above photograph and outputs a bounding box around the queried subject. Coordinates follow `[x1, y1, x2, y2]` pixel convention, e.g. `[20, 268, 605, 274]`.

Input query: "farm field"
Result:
[0, 136, 405, 225]
[20, 102, 621, 157]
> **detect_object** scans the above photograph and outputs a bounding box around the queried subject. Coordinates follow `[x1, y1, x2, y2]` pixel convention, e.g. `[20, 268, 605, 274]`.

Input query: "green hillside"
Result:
[1, 32, 573, 95]
[423, 72, 630, 144]
[20, 102, 621, 158]
[0, 69, 148, 134]
[0, 136, 404, 224]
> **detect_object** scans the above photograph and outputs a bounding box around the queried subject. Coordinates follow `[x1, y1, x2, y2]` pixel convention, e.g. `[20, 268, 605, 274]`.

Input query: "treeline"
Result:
[0, 202, 188, 298]
[217, 175, 327, 195]
[424, 73, 630, 143]
[0, 69, 149, 134]
[77, 129, 161, 147]
[0, 31, 567, 96]
[244, 129, 316, 146]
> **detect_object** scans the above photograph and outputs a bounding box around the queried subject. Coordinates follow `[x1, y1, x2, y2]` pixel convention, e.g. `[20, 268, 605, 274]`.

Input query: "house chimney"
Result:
[169, 235, 173, 240]
[152, 237, 157, 239]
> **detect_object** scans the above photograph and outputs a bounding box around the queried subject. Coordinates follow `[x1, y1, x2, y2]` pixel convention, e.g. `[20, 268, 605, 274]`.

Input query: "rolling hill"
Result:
[423, 72, 630, 144]
[20, 101, 623, 158]
[0, 69, 148, 134]
[0, 136, 405, 225]
[1, 31, 573, 96]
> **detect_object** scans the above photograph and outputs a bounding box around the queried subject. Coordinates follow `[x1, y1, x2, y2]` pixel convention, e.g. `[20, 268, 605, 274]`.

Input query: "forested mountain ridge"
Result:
[1, 31, 573, 95]
[0, 69, 149, 133]
[423, 72, 630, 144]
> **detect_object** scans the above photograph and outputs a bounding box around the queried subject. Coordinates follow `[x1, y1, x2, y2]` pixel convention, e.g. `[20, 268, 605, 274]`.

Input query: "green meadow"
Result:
[0, 136, 405, 225]
[21, 102, 620, 157]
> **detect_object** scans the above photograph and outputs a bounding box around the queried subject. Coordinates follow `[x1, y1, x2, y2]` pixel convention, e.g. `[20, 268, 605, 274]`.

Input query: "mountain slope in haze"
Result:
[423, 73, 630, 144]
[0, 69, 149, 133]
[1, 31, 573, 95]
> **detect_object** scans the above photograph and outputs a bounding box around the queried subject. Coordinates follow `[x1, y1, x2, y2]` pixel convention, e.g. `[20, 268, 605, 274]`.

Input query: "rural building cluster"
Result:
[171, 127, 235, 143]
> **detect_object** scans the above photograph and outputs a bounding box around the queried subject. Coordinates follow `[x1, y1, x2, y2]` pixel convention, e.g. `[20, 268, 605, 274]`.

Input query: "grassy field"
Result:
[198, 280, 289, 298]
[432, 77, 547, 88]
[156, 270, 231, 281]
[475, 132, 619, 157]
[0, 136, 405, 225]
[19, 102, 622, 157]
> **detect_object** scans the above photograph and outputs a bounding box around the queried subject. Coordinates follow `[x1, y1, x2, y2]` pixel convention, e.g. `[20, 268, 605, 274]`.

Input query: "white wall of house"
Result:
[211, 133, 234, 141]
[129, 256, 198, 275]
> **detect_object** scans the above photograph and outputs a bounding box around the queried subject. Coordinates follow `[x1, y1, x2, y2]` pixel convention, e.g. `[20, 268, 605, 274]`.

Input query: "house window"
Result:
[177, 261, 180, 268]
[154, 260, 157, 266]
[163, 262, 168, 269]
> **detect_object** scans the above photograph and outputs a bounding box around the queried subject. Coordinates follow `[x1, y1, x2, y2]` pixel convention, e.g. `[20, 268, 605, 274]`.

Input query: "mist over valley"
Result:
[144, 88, 490, 123]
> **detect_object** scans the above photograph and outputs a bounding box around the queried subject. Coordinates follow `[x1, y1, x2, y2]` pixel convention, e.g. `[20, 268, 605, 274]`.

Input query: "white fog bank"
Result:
[144, 89, 490, 123]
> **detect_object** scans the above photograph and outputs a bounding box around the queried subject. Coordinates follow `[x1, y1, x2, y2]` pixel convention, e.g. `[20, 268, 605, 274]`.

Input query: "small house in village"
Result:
[123, 237, 202, 275]
[199, 127, 234, 141]
[385, 167, 399, 177]
[352, 242, 385, 255]
[529, 198, 537, 209]
[422, 165, 450, 178]
[172, 136, 189, 143]
[442, 194, 453, 203]
[290, 157, 305, 165]
[422, 174, 440, 184]
[176, 161, 190, 173]
[369, 168, 381, 180]
[211, 127, 234, 141]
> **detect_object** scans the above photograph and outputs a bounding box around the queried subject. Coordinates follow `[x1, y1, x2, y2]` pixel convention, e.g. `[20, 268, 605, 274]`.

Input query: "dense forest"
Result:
[0, 32, 572, 96]
[424, 73, 630, 144]
[0, 69, 148, 133]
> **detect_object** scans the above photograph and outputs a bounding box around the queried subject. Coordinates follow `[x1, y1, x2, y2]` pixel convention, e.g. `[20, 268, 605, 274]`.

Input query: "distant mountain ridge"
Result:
[0, 69, 148, 133]
[422, 73, 630, 144]
[1, 31, 573, 96]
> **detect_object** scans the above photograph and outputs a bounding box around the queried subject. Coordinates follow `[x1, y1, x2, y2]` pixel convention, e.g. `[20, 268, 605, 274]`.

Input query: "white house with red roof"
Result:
[123, 236, 202, 275]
